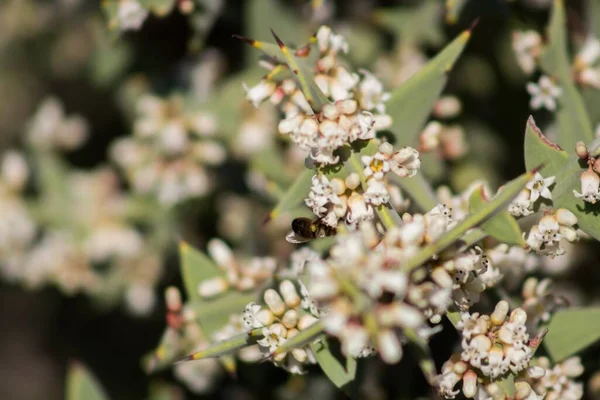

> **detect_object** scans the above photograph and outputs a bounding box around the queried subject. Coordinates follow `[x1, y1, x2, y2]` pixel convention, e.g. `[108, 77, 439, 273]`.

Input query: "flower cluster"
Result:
[573, 164, 600, 204]
[26, 97, 89, 151]
[524, 208, 578, 257]
[523, 357, 585, 400]
[512, 30, 542, 75]
[436, 301, 537, 398]
[111, 93, 225, 206]
[197, 239, 276, 298]
[509, 172, 555, 217]
[242, 281, 320, 374]
[245, 26, 392, 165]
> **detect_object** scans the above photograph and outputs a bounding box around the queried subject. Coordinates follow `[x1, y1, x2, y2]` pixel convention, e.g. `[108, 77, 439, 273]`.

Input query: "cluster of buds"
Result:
[111, 93, 225, 206]
[304, 143, 420, 229]
[245, 26, 392, 165]
[512, 30, 542, 75]
[520, 357, 585, 400]
[436, 301, 538, 398]
[242, 280, 320, 373]
[524, 208, 578, 257]
[418, 96, 468, 161]
[509, 172, 555, 217]
[574, 36, 600, 89]
[521, 277, 567, 332]
[3, 166, 163, 315]
[197, 239, 276, 298]
[26, 97, 89, 152]
[302, 211, 476, 364]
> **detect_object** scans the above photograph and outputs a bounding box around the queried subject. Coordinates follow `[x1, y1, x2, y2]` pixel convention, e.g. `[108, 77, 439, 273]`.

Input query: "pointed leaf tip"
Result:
[270, 29, 285, 49]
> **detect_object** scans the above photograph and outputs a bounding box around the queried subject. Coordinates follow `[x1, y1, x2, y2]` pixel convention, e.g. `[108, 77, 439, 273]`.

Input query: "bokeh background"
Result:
[1, 0, 600, 399]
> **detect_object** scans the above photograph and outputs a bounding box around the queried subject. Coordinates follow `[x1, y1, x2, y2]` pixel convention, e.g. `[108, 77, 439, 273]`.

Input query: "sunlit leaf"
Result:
[373, 0, 444, 46]
[180, 241, 223, 302]
[309, 339, 357, 390]
[468, 186, 525, 246]
[178, 329, 262, 362]
[268, 168, 315, 222]
[66, 363, 109, 400]
[523, 116, 568, 177]
[544, 307, 600, 362]
[385, 28, 471, 147]
[274, 320, 324, 355]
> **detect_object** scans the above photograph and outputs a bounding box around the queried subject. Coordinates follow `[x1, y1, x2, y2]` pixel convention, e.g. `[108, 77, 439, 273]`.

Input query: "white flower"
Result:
[244, 80, 276, 108]
[509, 189, 534, 217]
[117, 0, 148, 31]
[363, 178, 390, 206]
[573, 167, 600, 204]
[345, 192, 373, 226]
[1, 151, 29, 191]
[390, 147, 421, 177]
[527, 76, 562, 111]
[357, 70, 391, 113]
[361, 150, 391, 180]
[512, 30, 542, 74]
[576, 36, 600, 66]
[526, 172, 555, 202]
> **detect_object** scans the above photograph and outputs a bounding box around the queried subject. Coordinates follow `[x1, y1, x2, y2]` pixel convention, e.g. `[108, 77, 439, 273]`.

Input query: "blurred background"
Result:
[1, 0, 600, 399]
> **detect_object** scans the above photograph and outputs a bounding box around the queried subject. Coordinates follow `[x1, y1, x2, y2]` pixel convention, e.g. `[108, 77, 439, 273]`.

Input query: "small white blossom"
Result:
[512, 30, 542, 74]
[527, 76, 562, 111]
[526, 172, 555, 202]
[573, 167, 600, 204]
[117, 0, 149, 31]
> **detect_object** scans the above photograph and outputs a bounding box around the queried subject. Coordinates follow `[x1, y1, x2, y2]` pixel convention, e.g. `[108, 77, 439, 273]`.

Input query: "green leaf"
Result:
[180, 241, 223, 303]
[373, 0, 444, 46]
[268, 168, 314, 222]
[468, 186, 525, 246]
[309, 339, 357, 390]
[544, 307, 600, 362]
[274, 320, 324, 356]
[539, 0, 594, 151]
[245, 0, 304, 65]
[179, 242, 256, 335]
[403, 168, 536, 272]
[385, 28, 471, 147]
[524, 116, 568, 177]
[390, 173, 438, 212]
[178, 329, 262, 362]
[496, 374, 516, 397]
[66, 363, 109, 400]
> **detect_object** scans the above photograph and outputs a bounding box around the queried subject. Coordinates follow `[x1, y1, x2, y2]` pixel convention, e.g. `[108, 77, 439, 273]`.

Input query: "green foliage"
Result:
[386, 28, 471, 148]
[468, 186, 525, 246]
[373, 0, 444, 46]
[544, 307, 600, 362]
[66, 363, 109, 400]
[539, 0, 594, 151]
[309, 339, 357, 390]
[268, 169, 315, 221]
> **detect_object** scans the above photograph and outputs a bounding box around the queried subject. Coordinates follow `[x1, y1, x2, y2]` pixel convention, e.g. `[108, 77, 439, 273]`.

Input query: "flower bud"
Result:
[336, 99, 357, 115]
[345, 173, 360, 190]
[491, 300, 509, 325]
[561, 356, 584, 377]
[297, 314, 319, 331]
[515, 381, 532, 400]
[434, 96, 462, 118]
[378, 329, 402, 364]
[379, 142, 394, 155]
[256, 309, 275, 326]
[462, 370, 477, 398]
[322, 103, 339, 120]
[431, 267, 453, 288]
[165, 286, 182, 312]
[281, 309, 299, 329]
[198, 276, 229, 298]
[292, 348, 308, 363]
[471, 335, 492, 352]
[330, 178, 346, 196]
[522, 277, 538, 299]
[498, 325, 514, 345]
[453, 360, 469, 375]
[526, 365, 546, 379]
[286, 328, 299, 339]
[559, 225, 578, 242]
[264, 289, 286, 316]
[207, 239, 235, 268]
[510, 308, 528, 325]
[575, 141, 589, 159]
[555, 208, 578, 227]
[279, 280, 301, 308]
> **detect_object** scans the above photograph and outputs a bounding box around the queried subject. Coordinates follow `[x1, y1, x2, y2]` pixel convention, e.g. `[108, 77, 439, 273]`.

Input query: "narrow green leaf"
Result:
[385, 28, 471, 147]
[539, 0, 594, 151]
[271, 30, 330, 112]
[309, 339, 357, 390]
[544, 307, 600, 362]
[390, 173, 438, 212]
[468, 186, 525, 246]
[66, 363, 109, 400]
[180, 241, 223, 303]
[403, 169, 536, 271]
[178, 329, 262, 362]
[524, 116, 568, 177]
[268, 168, 314, 222]
[496, 374, 517, 397]
[373, 0, 444, 46]
[274, 320, 324, 355]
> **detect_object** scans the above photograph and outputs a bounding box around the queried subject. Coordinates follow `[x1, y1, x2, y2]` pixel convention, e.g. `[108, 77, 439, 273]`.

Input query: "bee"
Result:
[285, 217, 336, 243]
